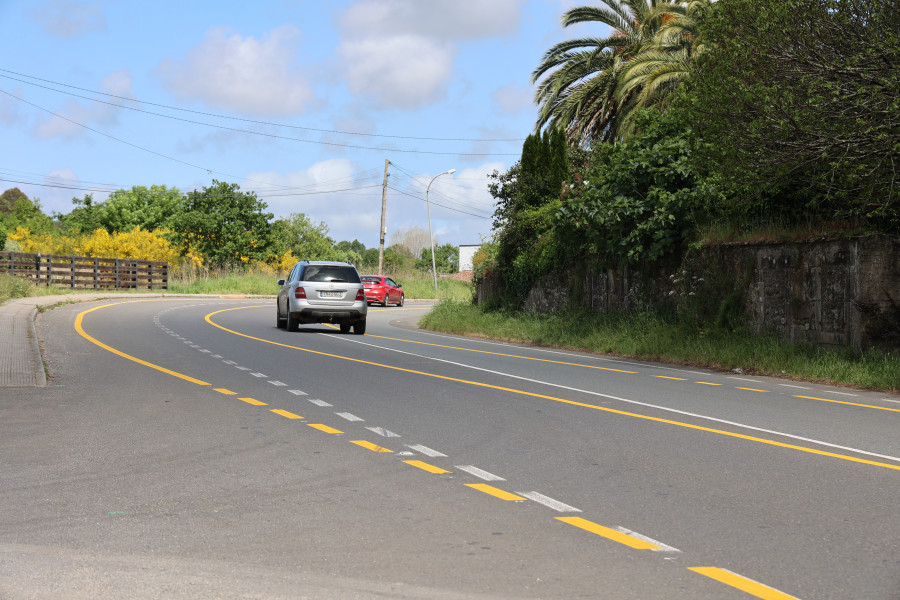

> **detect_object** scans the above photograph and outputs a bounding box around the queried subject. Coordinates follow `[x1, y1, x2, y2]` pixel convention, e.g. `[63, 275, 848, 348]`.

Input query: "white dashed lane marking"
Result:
[455, 465, 504, 481]
[406, 444, 447, 458]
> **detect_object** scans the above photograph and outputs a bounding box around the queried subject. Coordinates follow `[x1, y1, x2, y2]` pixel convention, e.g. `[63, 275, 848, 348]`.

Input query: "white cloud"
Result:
[340, 0, 524, 40]
[337, 0, 525, 110]
[33, 70, 133, 139]
[243, 158, 364, 216]
[32, 167, 82, 215]
[156, 26, 313, 117]
[32, 0, 106, 38]
[339, 35, 454, 109]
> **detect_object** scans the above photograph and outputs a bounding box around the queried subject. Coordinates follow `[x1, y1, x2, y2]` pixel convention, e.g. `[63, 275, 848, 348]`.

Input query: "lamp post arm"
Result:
[425, 169, 455, 296]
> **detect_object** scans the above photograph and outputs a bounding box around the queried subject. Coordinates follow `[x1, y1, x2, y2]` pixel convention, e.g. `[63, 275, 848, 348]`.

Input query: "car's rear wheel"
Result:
[286, 311, 299, 332]
[339, 323, 351, 334]
[381, 294, 389, 307]
[353, 319, 366, 335]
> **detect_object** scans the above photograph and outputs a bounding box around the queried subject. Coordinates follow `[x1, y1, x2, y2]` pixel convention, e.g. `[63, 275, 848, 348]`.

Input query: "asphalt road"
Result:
[1, 297, 898, 600]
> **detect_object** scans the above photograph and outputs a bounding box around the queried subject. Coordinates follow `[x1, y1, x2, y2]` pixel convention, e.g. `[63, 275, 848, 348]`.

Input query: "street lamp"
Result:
[425, 168, 455, 295]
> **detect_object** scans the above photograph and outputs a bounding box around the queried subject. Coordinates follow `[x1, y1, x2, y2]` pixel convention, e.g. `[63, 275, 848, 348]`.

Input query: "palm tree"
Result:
[532, 1, 707, 145]
[615, 0, 711, 135]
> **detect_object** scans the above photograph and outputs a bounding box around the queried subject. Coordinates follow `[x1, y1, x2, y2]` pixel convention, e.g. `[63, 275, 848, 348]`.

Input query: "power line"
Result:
[0, 69, 525, 152]
[386, 185, 490, 219]
[0, 175, 384, 202]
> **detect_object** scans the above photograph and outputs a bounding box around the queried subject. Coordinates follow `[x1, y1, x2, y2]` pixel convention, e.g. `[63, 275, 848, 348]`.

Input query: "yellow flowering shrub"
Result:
[8, 227, 78, 254]
[9, 227, 186, 269]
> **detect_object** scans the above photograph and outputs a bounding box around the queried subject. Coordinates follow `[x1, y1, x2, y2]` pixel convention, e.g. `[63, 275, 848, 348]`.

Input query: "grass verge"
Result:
[0, 273, 69, 304]
[167, 268, 473, 300]
[419, 301, 899, 393]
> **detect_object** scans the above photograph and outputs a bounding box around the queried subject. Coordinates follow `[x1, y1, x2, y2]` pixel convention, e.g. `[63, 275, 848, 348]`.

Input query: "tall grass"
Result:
[419, 301, 899, 392]
[167, 264, 473, 300]
[0, 273, 69, 304]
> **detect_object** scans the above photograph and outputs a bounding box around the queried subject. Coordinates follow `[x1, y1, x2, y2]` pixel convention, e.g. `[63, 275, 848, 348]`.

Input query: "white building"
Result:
[458, 244, 481, 271]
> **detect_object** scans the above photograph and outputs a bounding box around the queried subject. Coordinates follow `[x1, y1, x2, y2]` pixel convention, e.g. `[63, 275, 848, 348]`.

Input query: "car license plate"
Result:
[320, 291, 342, 298]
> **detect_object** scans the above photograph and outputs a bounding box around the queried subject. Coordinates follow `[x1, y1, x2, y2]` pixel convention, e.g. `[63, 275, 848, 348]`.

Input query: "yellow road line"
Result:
[556, 517, 660, 550]
[795, 395, 900, 413]
[214, 388, 237, 395]
[351, 440, 392, 453]
[737, 387, 770, 393]
[404, 460, 451, 474]
[75, 303, 211, 386]
[696, 381, 722, 386]
[655, 376, 687, 381]
[201, 307, 900, 473]
[308, 423, 343, 434]
[239, 397, 268, 406]
[689, 567, 800, 599]
[465, 483, 526, 501]
[271, 409, 303, 419]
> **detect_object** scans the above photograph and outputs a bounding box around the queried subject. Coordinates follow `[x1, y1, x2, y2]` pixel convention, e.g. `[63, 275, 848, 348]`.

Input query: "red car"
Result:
[360, 275, 404, 306]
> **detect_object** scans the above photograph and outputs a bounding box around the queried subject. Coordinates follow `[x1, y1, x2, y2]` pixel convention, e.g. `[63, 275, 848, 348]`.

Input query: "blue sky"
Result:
[1, 0, 591, 249]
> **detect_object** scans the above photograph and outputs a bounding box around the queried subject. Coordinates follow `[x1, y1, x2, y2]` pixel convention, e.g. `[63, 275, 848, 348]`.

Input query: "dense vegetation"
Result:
[0, 183, 461, 279]
[481, 0, 898, 313]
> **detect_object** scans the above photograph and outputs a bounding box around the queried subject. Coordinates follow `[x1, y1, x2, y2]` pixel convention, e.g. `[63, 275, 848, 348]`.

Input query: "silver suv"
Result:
[276, 261, 367, 334]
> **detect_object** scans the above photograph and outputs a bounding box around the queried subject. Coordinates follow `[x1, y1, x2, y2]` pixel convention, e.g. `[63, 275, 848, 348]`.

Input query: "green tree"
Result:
[170, 181, 273, 268]
[532, 1, 698, 145]
[417, 243, 459, 274]
[687, 0, 899, 230]
[0, 188, 54, 234]
[557, 107, 702, 267]
[100, 185, 182, 233]
[336, 239, 366, 255]
[271, 212, 341, 261]
[489, 128, 571, 303]
[58, 194, 103, 234]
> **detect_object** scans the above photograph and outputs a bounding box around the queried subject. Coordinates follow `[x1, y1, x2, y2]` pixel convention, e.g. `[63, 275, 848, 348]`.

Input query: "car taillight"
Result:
[294, 286, 307, 299]
[356, 289, 365, 301]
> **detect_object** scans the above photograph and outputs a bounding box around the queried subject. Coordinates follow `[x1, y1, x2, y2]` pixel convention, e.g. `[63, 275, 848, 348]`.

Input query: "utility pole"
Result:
[378, 158, 390, 275]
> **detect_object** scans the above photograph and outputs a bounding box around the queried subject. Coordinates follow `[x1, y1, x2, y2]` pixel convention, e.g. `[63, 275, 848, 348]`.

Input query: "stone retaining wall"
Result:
[478, 236, 899, 351]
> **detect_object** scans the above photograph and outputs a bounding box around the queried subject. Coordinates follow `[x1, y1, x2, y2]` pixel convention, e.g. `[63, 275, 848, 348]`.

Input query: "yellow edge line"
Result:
[404, 460, 451, 474]
[557, 517, 660, 550]
[737, 387, 769, 393]
[202, 307, 900, 473]
[465, 483, 525, 501]
[271, 409, 303, 419]
[351, 440, 392, 453]
[795, 395, 900, 413]
[239, 397, 268, 406]
[308, 423, 343, 434]
[689, 567, 800, 600]
[75, 302, 210, 386]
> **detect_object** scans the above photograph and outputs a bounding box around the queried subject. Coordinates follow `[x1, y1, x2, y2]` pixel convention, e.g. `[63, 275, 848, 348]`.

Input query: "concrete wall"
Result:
[478, 236, 899, 351]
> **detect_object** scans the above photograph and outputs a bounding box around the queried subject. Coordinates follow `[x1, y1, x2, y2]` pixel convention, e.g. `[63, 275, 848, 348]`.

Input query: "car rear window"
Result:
[301, 265, 361, 284]
[361, 277, 380, 284]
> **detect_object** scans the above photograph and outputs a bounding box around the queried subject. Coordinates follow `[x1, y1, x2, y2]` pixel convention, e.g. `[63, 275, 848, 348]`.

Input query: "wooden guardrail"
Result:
[1, 251, 168, 290]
